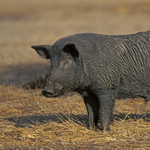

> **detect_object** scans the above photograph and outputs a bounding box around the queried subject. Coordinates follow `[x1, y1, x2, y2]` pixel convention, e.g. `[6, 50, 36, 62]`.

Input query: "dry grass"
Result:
[0, 85, 150, 149]
[1, 0, 150, 149]
[1, 0, 150, 67]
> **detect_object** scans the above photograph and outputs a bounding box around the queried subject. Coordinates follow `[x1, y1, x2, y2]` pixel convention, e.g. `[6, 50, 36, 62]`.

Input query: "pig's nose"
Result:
[42, 89, 53, 97]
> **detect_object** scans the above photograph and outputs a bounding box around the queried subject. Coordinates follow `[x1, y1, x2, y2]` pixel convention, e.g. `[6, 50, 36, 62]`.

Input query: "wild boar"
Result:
[32, 30, 150, 131]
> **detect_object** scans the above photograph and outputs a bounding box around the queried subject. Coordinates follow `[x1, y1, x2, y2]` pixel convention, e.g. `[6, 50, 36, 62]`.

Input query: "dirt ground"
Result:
[0, 0, 150, 149]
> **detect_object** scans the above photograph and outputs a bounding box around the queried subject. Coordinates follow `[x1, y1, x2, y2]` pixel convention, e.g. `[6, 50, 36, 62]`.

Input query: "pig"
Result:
[31, 30, 150, 131]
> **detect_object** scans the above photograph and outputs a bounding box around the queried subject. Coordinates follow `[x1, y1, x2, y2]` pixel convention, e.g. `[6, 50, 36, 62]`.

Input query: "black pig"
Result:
[32, 31, 150, 131]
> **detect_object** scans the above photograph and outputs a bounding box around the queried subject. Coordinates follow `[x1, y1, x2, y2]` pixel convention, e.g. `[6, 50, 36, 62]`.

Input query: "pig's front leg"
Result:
[96, 89, 116, 131]
[83, 91, 100, 130]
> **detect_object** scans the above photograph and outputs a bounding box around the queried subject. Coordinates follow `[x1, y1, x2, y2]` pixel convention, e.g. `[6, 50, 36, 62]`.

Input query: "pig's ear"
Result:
[31, 45, 51, 59]
[62, 43, 79, 59]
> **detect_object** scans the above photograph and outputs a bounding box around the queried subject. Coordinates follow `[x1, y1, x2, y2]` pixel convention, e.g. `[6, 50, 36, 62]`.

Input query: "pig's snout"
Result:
[42, 89, 54, 97]
[42, 82, 63, 97]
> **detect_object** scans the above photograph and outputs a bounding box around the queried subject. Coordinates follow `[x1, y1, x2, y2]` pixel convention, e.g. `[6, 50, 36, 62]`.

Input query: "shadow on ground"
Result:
[115, 113, 150, 121]
[3, 112, 150, 128]
[0, 63, 49, 87]
[3, 113, 88, 128]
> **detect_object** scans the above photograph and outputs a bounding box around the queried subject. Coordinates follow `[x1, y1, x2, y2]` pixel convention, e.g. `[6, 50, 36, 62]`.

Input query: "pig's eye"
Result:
[59, 59, 72, 69]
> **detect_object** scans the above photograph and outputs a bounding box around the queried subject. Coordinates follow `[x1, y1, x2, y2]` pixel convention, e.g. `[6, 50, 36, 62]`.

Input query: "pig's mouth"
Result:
[42, 89, 63, 98]
[42, 89, 53, 97]
[42, 89, 64, 97]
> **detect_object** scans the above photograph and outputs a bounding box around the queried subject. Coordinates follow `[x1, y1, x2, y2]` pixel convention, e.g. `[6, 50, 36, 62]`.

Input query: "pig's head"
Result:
[32, 43, 87, 97]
